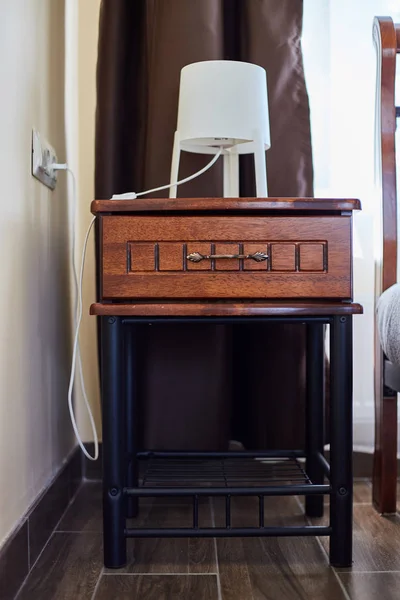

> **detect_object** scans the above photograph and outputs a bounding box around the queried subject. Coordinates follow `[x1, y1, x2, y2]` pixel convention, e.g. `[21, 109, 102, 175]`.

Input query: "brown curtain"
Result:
[95, 0, 314, 450]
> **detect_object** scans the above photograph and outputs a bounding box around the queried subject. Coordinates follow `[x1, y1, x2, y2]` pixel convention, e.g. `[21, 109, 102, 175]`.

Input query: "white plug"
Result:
[51, 163, 68, 171]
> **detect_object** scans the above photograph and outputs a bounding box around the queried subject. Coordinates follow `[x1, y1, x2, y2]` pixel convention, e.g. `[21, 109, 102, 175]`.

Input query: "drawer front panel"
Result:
[101, 216, 352, 299]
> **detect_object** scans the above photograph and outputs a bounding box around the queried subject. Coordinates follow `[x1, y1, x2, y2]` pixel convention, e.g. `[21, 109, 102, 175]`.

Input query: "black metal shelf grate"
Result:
[139, 456, 312, 488]
[124, 455, 332, 539]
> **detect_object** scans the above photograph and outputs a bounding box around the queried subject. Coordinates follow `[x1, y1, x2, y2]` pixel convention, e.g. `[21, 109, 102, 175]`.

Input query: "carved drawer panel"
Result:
[101, 216, 351, 300]
[270, 244, 296, 271]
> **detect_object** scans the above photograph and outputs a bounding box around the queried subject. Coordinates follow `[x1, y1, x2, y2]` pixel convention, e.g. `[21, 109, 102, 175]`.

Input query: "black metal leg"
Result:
[101, 316, 126, 568]
[329, 316, 353, 567]
[305, 324, 325, 517]
[125, 325, 139, 518]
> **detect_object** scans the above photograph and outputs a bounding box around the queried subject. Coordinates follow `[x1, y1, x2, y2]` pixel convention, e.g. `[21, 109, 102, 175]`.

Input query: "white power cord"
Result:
[53, 164, 99, 461]
[68, 210, 98, 460]
[52, 147, 223, 461]
[111, 147, 223, 199]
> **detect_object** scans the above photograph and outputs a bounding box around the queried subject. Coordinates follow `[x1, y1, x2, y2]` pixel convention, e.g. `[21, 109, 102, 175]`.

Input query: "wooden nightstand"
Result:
[91, 197, 362, 569]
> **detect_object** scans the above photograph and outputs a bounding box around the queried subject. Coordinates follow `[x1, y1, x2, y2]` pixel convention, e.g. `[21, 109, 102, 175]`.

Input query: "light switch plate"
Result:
[31, 129, 58, 190]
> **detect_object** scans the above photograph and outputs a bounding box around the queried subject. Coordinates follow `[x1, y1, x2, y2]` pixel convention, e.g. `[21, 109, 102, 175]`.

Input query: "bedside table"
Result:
[90, 197, 362, 569]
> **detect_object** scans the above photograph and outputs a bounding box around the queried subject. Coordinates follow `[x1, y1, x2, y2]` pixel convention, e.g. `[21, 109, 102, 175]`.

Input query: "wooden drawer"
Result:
[100, 215, 352, 300]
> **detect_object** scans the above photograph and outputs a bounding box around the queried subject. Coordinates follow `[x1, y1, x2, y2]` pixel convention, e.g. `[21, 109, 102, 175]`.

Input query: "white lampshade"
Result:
[176, 60, 270, 155]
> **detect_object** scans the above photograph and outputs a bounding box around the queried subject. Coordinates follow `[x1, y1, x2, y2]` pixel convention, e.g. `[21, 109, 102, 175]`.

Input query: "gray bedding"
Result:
[377, 283, 400, 366]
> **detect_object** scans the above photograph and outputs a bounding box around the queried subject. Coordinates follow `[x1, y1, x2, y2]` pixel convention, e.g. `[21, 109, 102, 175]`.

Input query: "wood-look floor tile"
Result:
[213, 494, 306, 528]
[215, 496, 345, 600]
[108, 504, 216, 575]
[17, 533, 102, 600]
[216, 538, 253, 599]
[339, 572, 400, 600]
[127, 500, 213, 529]
[348, 506, 400, 572]
[123, 537, 190, 575]
[188, 537, 216, 574]
[353, 480, 372, 504]
[315, 505, 400, 571]
[217, 536, 346, 600]
[94, 574, 219, 600]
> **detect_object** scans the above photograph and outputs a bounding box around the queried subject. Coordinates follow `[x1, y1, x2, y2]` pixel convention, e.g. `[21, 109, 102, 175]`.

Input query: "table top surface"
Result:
[92, 197, 361, 214]
[90, 301, 363, 317]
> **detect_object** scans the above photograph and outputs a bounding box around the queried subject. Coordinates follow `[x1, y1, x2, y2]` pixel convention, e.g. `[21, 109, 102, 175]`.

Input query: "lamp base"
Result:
[170, 130, 268, 198]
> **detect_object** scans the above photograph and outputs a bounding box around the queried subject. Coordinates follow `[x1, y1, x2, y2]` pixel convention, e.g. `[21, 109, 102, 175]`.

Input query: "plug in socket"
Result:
[32, 129, 58, 190]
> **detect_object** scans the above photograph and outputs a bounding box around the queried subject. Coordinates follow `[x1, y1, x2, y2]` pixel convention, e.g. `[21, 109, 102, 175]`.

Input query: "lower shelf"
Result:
[140, 455, 312, 488]
[123, 453, 331, 538]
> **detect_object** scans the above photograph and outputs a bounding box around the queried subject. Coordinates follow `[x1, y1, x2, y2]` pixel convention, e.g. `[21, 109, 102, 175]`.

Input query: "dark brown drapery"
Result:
[95, 0, 314, 450]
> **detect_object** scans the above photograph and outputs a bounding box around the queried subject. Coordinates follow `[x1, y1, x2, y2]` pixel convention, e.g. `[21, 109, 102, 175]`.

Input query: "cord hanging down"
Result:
[52, 164, 99, 461]
[66, 167, 99, 461]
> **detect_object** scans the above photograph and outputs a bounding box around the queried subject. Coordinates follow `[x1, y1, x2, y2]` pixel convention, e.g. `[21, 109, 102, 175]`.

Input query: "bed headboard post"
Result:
[373, 16, 398, 293]
[372, 16, 399, 514]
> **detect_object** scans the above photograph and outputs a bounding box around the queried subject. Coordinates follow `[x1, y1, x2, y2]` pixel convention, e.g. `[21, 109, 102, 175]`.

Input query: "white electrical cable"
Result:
[111, 147, 223, 199]
[54, 164, 99, 461]
[67, 210, 98, 461]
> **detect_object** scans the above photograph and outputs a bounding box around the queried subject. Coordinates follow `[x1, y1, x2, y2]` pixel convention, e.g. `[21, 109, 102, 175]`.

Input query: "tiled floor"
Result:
[15, 480, 400, 599]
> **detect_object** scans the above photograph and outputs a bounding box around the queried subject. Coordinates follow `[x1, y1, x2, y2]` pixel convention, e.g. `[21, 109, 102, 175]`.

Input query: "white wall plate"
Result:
[31, 129, 58, 190]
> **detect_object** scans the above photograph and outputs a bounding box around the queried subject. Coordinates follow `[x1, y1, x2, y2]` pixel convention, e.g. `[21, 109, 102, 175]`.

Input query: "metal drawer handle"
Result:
[187, 251, 269, 263]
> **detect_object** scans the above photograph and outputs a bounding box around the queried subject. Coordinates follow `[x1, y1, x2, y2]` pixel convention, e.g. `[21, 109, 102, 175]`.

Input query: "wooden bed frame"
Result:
[372, 16, 400, 514]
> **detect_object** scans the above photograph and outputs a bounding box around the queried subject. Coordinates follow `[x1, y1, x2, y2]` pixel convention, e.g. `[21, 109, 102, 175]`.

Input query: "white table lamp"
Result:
[170, 60, 271, 198]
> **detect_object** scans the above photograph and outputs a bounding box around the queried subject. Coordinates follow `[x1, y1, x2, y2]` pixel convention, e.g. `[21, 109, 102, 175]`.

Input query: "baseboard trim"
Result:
[0, 447, 82, 600]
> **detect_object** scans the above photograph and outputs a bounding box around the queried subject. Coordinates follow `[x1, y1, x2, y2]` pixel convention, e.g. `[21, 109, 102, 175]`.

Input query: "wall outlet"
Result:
[31, 129, 58, 190]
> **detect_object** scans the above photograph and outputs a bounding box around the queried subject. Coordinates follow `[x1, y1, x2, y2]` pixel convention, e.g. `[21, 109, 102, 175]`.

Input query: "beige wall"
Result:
[0, 0, 75, 547]
[67, 0, 102, 441]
